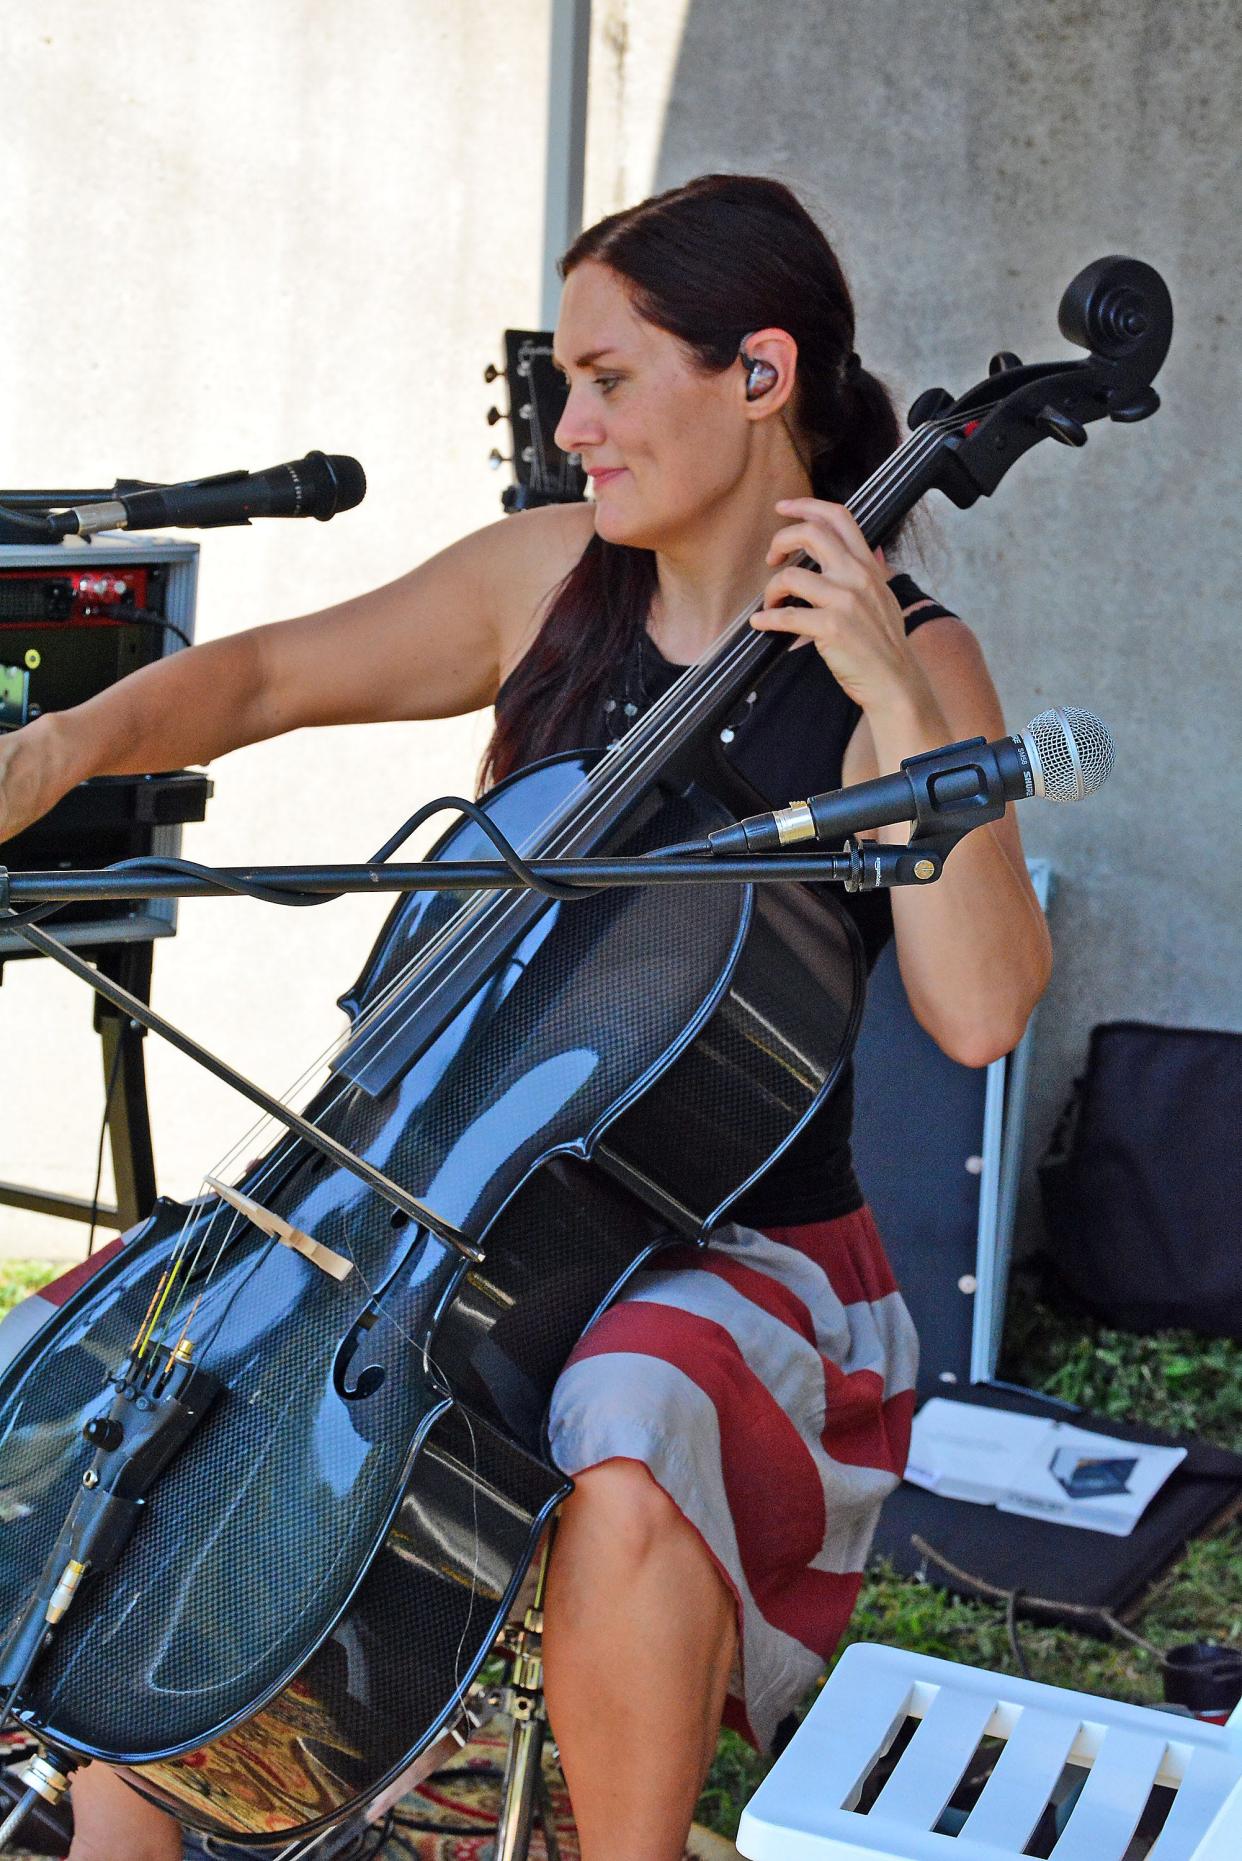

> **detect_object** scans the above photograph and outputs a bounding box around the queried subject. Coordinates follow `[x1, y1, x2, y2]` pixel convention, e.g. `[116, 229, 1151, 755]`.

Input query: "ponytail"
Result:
[810, 363, 902, 504]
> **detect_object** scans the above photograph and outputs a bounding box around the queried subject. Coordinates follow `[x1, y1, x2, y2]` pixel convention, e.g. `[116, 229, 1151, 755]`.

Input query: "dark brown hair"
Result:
[481, 173, 905, 790]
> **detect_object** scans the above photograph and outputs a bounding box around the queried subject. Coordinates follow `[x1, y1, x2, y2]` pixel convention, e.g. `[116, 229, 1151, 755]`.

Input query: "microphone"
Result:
[706, 707, 1115, 856]
[50, 451, 366, 537]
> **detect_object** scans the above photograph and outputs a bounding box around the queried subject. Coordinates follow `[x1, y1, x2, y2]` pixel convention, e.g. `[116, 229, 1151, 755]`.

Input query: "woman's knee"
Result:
[561, 1459, 700, 1570]
[68, 1761, 183, 1861]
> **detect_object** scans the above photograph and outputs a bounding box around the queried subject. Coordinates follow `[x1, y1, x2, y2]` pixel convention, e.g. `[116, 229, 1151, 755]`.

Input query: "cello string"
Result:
[147, 416, 956, 1343]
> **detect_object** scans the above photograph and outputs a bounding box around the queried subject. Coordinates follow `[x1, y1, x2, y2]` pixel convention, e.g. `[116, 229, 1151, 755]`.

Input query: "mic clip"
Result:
[900, 736, 1008, 840]
[841, 838, 947, 893]
[839, 790, 1005, 889]
[889, 737, 1014, 878]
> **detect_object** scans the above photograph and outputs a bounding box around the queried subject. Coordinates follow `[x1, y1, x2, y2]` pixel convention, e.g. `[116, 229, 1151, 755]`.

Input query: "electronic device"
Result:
[0, 535, 208, 958]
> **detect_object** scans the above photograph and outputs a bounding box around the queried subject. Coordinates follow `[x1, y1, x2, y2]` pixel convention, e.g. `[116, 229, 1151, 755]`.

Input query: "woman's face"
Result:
[553, 260, 750, 548]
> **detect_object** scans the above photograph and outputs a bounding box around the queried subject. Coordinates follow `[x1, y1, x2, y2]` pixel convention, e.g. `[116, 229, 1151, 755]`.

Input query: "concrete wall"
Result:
[587, 0, 1242, 1243]
[0, 1, 550, 1256]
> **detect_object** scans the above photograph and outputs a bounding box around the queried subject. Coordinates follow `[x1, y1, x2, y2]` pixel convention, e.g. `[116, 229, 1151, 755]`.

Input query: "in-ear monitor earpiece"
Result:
[739, 340, 779, 401]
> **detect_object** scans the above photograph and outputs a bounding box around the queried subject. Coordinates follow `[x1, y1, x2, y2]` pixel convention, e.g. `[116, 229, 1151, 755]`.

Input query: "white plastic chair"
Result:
[737, 1642, 1242, 1860]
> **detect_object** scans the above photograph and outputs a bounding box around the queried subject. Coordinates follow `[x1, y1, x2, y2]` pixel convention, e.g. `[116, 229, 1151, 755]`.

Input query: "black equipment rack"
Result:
[0, 533, 208, 1233]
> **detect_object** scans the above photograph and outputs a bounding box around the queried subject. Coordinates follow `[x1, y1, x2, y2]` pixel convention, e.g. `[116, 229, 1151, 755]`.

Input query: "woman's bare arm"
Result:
[844, 616, 1052, 1067]
[755, 499, 1051, 1070]
[0, 501, 592, 845]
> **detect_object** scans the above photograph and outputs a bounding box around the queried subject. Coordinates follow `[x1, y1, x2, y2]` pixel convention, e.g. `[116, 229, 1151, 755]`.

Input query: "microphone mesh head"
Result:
[1023, 707, 1116, 800]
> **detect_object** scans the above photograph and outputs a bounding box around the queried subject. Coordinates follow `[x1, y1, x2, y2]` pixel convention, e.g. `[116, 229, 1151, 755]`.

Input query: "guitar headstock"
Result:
[484, 329, 587, 512]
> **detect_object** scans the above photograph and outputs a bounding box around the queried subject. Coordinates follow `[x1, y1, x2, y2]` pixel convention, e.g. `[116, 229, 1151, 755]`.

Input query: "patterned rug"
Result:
[388, 1719, 573, 1858]
[382, 1721, 737, 1859]
[1, 1721, 739, 1859]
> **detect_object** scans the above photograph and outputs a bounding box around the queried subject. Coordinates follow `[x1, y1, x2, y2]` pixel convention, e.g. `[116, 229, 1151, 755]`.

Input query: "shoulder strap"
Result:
[887, 571, 957, 634]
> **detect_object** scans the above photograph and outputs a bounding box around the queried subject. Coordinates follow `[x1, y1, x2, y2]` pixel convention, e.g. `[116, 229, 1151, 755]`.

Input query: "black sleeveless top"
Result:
[497, 571, 956, 1226]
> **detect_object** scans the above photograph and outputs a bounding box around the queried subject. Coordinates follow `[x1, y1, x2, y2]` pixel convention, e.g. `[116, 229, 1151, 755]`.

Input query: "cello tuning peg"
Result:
[907, 387, 955, 430]
[1107, 384, 1160, 423]
[1035, 405, 1088, 447]
[483, 362, 501, 383]
[989, 351, 1022, 376]
[486, 406, 503, 426]
[488, 449, 512, 470]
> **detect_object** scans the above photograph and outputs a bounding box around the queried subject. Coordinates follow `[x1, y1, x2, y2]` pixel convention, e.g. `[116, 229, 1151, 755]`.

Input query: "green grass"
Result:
[1002, 1294, 1242, 1449]
[0, 1259, 65, 1312]
[696, 1277, 1242, 1841]
[5, 1264, 1241, 1848]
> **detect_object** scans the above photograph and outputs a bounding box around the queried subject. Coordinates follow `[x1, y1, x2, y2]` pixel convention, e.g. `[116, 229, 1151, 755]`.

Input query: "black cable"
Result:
[0, 1635, 49, 1746]
[1, 794, 604, 936]
[95, 602, 194, 653]
[369, 794, 594, 900]
[1, 814, 718, 937]
[392, 1814, 495, 1837]
[0, 856, 330, 925]
[642, 835, 710, 859]
[0, 502, 57, 542]
[380, 1834, 419, 1861]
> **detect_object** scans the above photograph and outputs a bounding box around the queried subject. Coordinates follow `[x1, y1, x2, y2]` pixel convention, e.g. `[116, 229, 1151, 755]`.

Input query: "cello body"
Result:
[0, 751, 862, 1844]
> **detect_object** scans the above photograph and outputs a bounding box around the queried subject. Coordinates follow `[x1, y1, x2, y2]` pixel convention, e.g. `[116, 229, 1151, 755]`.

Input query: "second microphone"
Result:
[705, 706, 1115, 857]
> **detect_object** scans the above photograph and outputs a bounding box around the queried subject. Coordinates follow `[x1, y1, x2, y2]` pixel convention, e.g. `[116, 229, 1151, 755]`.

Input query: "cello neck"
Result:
[550, 416, 951, 853]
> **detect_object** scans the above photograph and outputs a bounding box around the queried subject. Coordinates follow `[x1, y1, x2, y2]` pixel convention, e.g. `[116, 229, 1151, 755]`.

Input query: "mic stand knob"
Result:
[842, 839, 946, 892]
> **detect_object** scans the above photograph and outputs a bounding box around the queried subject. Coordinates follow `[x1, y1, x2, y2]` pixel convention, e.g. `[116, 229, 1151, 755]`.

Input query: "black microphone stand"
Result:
[0, 843, 947, 909]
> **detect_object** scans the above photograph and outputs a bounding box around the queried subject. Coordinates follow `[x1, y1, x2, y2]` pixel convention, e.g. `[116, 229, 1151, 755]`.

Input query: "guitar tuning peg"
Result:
[486, 406, 503, 426]
[483, 363, 501, 383]
[907, 387, 955, 430]
[488, 449, 512, 470]
[1035, 405, 1088, 447]
[989, 351, 1022, 376]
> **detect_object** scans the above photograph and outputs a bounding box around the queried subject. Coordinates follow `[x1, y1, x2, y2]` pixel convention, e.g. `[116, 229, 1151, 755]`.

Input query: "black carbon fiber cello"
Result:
[0, 257, 1170, 1849]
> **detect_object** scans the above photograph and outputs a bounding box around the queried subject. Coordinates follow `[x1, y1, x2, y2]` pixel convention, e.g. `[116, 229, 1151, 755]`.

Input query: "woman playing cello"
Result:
[0, 174, 1051, 1861]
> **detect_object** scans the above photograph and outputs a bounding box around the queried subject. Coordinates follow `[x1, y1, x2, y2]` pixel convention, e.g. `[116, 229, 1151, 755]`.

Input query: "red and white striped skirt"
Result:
[1, 1205, 915, 1754]
[548, 1205, 918, 1751]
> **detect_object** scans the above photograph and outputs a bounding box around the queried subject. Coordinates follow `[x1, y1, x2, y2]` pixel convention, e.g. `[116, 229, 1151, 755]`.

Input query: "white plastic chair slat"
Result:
[763, 1660, 917, 1816]
[962, 1705, 1080, 1850]
[1149, 1750, 1242, 1861]
[739, 1647, 1242, 1861]
[1047, 1725, 1167, 1861]
[869, 1685, 998, 1830]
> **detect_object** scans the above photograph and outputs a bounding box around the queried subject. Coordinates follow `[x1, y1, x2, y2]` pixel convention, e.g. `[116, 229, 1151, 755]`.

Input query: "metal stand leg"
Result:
[488, 1528, 562, 1861]
[0, 1748, 75, 1853]
[93, 943, 157, 1229]
[496, 1716, 550, 1861]
[0, 940, 158, 1233]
